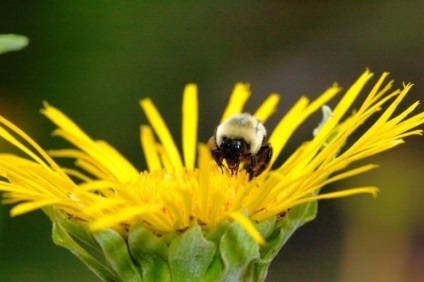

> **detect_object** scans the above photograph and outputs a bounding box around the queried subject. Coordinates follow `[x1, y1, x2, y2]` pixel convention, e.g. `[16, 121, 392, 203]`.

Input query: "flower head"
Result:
[0, 70, 423, 281]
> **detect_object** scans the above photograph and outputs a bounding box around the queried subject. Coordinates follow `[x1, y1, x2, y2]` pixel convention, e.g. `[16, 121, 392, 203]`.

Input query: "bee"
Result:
[208, 113, 273, 180]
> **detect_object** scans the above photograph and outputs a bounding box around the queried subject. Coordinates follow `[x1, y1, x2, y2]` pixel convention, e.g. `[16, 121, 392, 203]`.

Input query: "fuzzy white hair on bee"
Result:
[209, 112, 273, 179]
[215, 113, 266, 154]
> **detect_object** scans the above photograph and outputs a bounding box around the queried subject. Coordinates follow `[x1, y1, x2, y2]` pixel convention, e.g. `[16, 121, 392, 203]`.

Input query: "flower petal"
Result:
[220, 83, 250, 122]
[182, 84, 198, 169]
[140, 125, 162, 171]
[253, 94, 280, 123]
[140, 98, 183, 170]
[10, 199, 61, 216]
[198, 144, 211, 223]
[269, 84, 341, 166]
[228, 212, 265, 245]
[42, 103, 139, 183]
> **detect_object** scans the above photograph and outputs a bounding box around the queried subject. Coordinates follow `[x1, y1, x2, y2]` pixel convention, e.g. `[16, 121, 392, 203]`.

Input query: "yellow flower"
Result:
[0, 70, 423, 246]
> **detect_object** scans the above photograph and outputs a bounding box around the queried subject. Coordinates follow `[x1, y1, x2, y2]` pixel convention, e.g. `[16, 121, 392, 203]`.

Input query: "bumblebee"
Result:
[208, 113, 273, 179]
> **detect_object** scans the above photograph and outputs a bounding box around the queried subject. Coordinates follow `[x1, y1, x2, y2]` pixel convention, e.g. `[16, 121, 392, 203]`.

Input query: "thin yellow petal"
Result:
[289, 72, 374, 173]
[373, 84, 412, 128]
[10, 199, 60, 216]
[0, 117, 63, 174]
[90, 206, 150, 231]
[303, 83, 342, 119]
[331, 70, 374, 120]
[277, 165, 380, 202]
[140, 98, 183, 169]
[142, 210, 175, 232]
[228, 211, 265, 245]
[253, 94, 280, 122]
[165, 199, 186, 229]
[363, 72, 391, 106]
[78, 180, 122, 192]
[254, 187, 379, 221]
[41, 102, 91, 143]
[0, 159, 67, 199]
[75, 159, 110, 180]
[182, 84, 198, 169]
[291, 186, 379, 207]
[83, 198, 127, 214]
[198, 144, 211, 222]
[96, 141, 139, 179]
[0, 127, 47, 169]
[268, 97, 309, 165]
[220, 83, 250, 122]
[42, 103, 139, 183]
[156, 145, 173, 170]
[140, 125, 162, 171]
[313, 71, 373, 147]
[60, 168, 92, 182]
[269, 84, 341, 166]
[49, 148, 95, 164]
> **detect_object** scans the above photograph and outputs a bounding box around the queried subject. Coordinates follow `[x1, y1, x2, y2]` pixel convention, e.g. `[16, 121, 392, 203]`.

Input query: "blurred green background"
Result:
[1, 1, 423, 281]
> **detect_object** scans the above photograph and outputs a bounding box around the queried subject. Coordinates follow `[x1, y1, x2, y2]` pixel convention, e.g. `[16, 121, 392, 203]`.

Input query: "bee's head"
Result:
[220, 138, 246, 169]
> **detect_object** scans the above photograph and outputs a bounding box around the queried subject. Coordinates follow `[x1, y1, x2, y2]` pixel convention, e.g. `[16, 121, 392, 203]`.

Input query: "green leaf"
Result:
[0, 34, 28, 54]
[52, 221, 116, 282]
[128, 223, 171, 282]
[93, 229, 143, 282]
[168, 226, 216, 282]
[219, 221, 260, 281]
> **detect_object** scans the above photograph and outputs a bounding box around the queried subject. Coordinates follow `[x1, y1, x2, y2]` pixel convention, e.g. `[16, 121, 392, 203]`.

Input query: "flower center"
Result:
[112, 166, 250, 233]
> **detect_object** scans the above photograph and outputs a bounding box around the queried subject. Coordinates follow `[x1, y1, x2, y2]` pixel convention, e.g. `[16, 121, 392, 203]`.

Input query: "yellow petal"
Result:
[197, 144, 211, 222]
[220, 83, 250, 122]
[140, 98, 183, 169]
[10, 199, 60, 216]
[182, 84, 198, 169]
[253, 94, 280, 122]
[90, 206, 150, 231]
[140, 125, 162, 171]
[268, 96, 309, 165]
[0, 117, 62, 173]
[228, 211, 265, 245]
[42, 103, 139, 183]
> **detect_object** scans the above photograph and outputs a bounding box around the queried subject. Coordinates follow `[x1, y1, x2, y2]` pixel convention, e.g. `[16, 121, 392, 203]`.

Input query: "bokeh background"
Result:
[0, 1, 423, 281]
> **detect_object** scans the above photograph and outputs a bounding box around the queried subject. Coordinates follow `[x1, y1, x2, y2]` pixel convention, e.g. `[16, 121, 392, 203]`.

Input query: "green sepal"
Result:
[299, 199, 318, 225]
[219, 220, 260, 281]
[168, 225, 216, 282]
[51, 219, 116, 282]
[204, 221, 230, 281]
[93, 229, 143, 282]
[254, 200, 318, 281]
[267, 200, 317, 257]
[128, 223, 171, 282]
[44, 201, 318, 282]
[160, 231, 179, 245]
[254, 216, 276, 239]
[44, 207, 100, 250]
